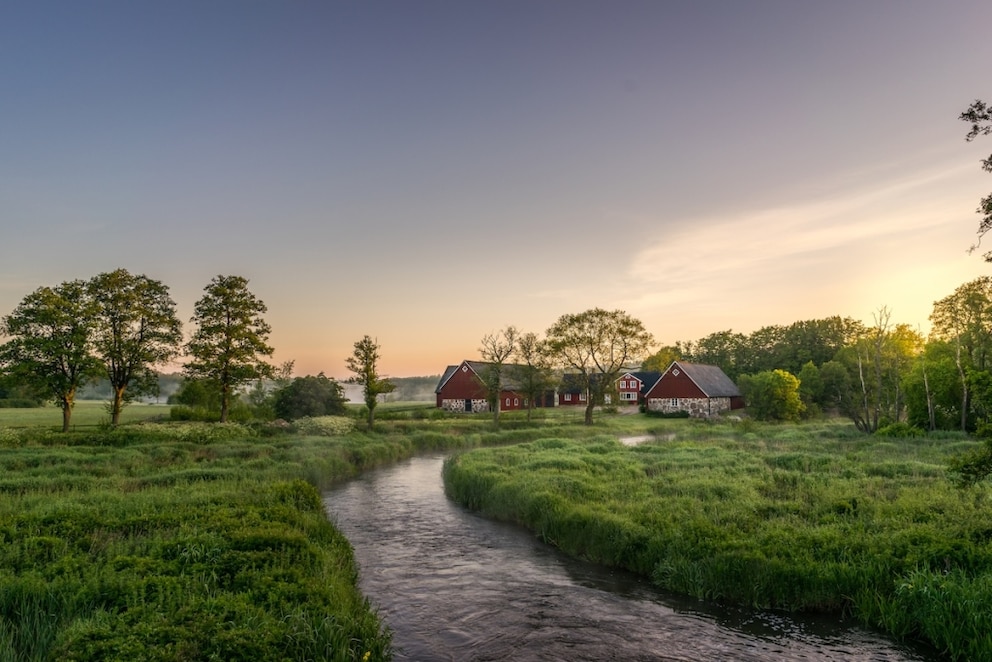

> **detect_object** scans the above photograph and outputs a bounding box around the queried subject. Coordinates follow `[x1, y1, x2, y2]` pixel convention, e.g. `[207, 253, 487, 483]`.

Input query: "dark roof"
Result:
[672, 361, 741, 397]
[435, 360, 530, 393]
[619, 371, 660, 388]
[560, 371, 611, 393]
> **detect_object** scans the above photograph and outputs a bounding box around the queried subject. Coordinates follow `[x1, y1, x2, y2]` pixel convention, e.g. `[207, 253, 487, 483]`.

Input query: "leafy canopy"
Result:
[185, 275, 274, 423]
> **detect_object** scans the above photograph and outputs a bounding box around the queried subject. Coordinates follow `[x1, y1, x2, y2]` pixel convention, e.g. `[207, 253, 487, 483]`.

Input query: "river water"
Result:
[323, 455, 937, 661]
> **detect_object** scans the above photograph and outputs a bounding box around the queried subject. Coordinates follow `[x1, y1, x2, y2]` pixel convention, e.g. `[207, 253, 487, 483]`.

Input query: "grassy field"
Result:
[443, 416, 992, 661]
[0, 408, 613, 661]
[7, 406, 987, 659]
[0, 401, 171, 429]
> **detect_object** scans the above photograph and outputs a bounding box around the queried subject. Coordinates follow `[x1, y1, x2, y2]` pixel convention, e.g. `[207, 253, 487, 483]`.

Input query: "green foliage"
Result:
[874, 422, 925, 438]
[0, 279, 104, 431]
[738, 369, 804, 422]
[274, 374, 347, 421]
[443, 421, 992, 659]
[345, 336, 395, 430]
[88, 269, 183, 427]
[168, 378, 222, 410]
[641, 346, 681, 372]
[293, 416, 355, 437]
[544, 309, 653, 425]
[184, 275, 274, 423]
[960, 99, 992, 260]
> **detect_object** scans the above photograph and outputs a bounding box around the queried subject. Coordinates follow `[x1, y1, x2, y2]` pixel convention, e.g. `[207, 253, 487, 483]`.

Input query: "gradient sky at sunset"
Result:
[2, 1, 992, 379]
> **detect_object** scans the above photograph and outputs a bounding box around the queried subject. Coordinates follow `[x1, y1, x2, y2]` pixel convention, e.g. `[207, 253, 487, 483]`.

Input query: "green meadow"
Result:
[5, 404, 992, 660]
[442, 416, 992, 661]
[0, 401, 170, 429]
[0, 406, 599, 661]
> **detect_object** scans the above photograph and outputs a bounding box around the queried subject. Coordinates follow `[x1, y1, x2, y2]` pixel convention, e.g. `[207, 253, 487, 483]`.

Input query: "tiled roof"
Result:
[676, 361, 741, 397]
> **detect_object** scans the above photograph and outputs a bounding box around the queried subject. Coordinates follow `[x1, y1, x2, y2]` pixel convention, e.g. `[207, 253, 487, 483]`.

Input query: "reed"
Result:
[442, 418, 992, 660]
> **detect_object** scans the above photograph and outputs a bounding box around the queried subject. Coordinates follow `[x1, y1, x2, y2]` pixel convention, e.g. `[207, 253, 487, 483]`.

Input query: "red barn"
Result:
[435, 360, 551, 412]
[642, 361, 744, 418]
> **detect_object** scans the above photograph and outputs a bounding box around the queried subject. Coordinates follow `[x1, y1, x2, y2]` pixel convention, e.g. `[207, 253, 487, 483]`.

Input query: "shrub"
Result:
[293, 416, 355, 437]
[875, 422, 925, 438]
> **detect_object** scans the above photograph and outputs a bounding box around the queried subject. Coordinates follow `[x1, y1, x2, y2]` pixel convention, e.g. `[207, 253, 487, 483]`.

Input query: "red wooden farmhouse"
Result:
[435, 360, 554, 413]
[641, 361, 744, 418]
[616, 371, 661, 405]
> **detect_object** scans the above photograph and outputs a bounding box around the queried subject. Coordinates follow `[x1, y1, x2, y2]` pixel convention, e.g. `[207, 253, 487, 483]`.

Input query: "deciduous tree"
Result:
[478, 326, 518, 426]
[0, 280, 103, 431]
[184, 275, 274, 423]
[513, 331, 555, 421]
[89, 269, 182, 426]
[543, 309, 653, 425]
[930, 277, 992, 431]
[641, 346, 681, 373]
[345, 335, 395, 430]
[737, 369, 804, 422]
[273, 373, 346, 421]
[960, 99, 992, 260]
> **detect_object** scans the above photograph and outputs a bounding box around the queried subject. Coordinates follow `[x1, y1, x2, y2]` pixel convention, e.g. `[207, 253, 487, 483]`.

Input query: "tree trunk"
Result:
[922, 360, 936, 431]
[220, 385, 229, 423]
[956, 338, 969, 432]
[584, 400, 594, 425]
[111, 385, 126, 426]
[60, 392, 74, 433]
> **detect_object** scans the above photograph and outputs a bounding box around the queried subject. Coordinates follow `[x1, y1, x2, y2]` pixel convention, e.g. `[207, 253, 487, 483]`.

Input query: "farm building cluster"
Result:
[434, 360, 744, 419]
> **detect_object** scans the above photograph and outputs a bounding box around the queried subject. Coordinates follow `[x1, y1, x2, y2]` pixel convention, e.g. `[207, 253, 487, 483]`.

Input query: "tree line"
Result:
[0, 269, 395, 433]
[0, 270, 275, 431]
[473, 283, 992, 439]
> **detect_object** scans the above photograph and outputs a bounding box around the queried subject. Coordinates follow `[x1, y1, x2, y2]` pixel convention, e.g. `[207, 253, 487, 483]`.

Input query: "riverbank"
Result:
[442, 418, 992, 661]
[0, 411, 614, 660]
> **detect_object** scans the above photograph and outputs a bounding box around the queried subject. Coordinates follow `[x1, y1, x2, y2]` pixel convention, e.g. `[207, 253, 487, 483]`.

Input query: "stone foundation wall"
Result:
[646, 396, 731, 419]
[440, 398, 490, 413]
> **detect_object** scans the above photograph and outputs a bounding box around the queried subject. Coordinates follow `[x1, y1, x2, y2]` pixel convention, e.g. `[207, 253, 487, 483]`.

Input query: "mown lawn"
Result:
[0, 401, 169, 429]
[443, 416, 992, 661]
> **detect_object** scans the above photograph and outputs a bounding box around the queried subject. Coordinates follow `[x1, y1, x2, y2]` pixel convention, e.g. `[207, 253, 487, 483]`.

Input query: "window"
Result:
[579, 393, 586, 402]
[621, 392, 637, 400]
[505, 398, 510, 406]
[669, 398, 679, 407]
[514, 398, 519, 406]
[565, 393, 572, 401]
[619, 380, 627, 389]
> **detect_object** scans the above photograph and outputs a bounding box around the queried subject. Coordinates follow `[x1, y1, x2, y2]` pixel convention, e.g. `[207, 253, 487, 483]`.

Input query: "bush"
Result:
[293, 416, 355, 437]
[875, 422, 925, 438]
[0, 398, 42, 408]
[644, 410, 689, 419]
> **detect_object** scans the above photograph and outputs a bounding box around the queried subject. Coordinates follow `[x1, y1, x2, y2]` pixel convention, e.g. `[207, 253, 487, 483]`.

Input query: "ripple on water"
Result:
[324, 455, 937, 662]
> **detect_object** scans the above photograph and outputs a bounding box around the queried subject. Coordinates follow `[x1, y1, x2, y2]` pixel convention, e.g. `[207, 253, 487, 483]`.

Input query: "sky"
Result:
[2, 1, 992, 379]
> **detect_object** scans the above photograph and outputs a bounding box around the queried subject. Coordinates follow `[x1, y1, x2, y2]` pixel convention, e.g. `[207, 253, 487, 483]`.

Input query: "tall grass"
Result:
[0, 409, 616, 661]
[442, 417, 992, 660]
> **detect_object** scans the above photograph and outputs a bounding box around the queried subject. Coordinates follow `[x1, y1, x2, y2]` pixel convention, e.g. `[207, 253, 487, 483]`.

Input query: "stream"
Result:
[323, 454, 937, 661]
